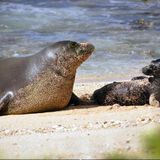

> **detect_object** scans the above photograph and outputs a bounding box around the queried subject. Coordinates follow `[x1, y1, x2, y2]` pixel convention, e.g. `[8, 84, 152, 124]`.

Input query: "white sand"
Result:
[0, 82, 160, 159]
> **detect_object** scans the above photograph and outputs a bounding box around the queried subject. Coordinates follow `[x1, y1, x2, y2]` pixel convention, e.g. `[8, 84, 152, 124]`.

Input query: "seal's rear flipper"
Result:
[0, 92, 14, 111]
[131, 76, 148, 81]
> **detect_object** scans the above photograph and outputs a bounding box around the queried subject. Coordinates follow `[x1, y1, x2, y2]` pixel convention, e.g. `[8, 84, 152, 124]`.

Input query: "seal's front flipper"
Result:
[68, 93, 82, 106]
[149, 93, 160, 107]
[68, 93, 93, 106]
[0, 92, 14, 111]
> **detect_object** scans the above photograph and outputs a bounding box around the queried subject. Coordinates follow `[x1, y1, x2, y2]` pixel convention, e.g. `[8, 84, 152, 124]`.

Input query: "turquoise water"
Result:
[0, 0, 160, 82]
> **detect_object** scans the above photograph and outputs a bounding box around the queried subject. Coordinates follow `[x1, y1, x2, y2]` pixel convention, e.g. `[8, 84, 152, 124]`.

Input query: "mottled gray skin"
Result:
[0, 41, 94, 115]
[142, 58, 160, 107]
[91, 76, 150, 106]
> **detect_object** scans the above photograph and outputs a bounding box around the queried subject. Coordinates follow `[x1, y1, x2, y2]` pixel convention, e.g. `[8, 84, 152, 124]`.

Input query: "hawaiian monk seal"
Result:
[0, 40, 94, 115]
[80, 76, 150, 106]
[91, 76, 150, 106]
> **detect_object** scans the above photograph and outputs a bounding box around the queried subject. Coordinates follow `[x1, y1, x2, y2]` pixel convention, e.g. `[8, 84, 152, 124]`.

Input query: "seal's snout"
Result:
[86, 43, 95, 53]
[142, 66, 153, 75]
[80, 42, 95, 54]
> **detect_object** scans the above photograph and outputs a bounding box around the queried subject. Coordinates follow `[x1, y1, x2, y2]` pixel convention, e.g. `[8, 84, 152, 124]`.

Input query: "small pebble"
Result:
[126, 146, 131, 151]
[12, 143, 17, 145]
[113, 104, 120, 108]
[126, 139, 130, 143]
[103, 121, 107, 124]
[4, 129, 10, 134]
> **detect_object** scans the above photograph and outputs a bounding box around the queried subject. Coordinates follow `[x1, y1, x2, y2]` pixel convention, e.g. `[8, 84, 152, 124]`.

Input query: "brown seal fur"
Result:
[0, 41, 94, 115]
[142, 58, 160, 107]
[90, 76, 150, 106]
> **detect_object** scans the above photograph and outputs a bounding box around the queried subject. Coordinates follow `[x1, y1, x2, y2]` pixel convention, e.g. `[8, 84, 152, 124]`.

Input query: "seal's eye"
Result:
[70, 42, 79, 48]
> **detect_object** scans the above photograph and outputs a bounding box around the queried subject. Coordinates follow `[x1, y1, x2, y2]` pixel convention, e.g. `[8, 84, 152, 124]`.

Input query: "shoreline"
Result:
[75, 76, 133, 84]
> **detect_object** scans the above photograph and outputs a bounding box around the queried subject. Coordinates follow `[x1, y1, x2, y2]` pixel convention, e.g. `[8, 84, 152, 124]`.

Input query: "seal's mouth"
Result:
[78, 42, 95, 55]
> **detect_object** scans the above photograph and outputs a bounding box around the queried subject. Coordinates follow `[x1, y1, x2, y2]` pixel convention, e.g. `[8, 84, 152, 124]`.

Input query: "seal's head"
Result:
[142, 59, 160, 77]
[48, 40, 95, 76]
[54, 40, 94, 62]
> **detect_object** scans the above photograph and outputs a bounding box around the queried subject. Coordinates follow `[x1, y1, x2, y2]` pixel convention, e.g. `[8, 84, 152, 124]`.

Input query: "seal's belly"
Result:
[5, 70, 74, 114]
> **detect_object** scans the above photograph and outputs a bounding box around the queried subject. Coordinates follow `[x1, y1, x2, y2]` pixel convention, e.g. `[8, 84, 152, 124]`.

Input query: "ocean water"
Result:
[0, 0, 160, 82]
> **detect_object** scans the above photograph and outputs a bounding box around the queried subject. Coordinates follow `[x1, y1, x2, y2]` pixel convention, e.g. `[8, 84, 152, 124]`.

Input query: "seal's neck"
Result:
[34, 46, 79, 80]
[56, 53, 80, 79]
[56, 61, 77, 80]
[39, 49, 77, 79]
